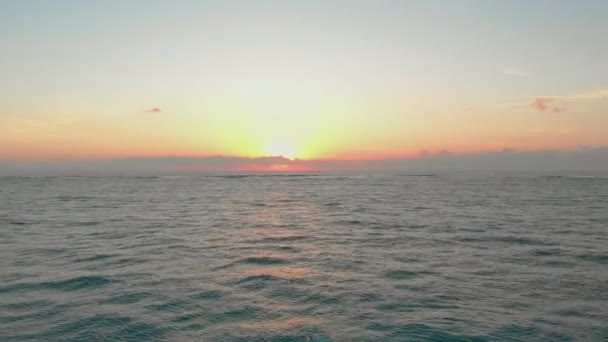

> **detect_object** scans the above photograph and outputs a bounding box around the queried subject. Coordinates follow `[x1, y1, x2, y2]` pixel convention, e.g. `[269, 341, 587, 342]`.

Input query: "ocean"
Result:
[1, 173, 607, 341]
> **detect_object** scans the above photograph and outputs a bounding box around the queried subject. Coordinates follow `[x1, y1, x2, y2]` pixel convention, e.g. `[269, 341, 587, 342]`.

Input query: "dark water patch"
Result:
[46, 275, 115, 292]
[405, 224, 427, 230]
[270, 246, 300, 252]
[393, 256, 420, 263]
[532, 248, 564, 257]
[352, 206, 367, 213]
[45, 314, 132, 338]
[251, 222, 299, 229]
[553, 307, 588, 317]
[359, 292, 383, 303]
[101, 257, 146, 267]
[211, 305, 270, 323]
[301, 293, 340, 305]
[576, 252, 608, 264]
[377, 298, 457, 312]
[54, 195, 98, 201]
[127, 176, 161, 179]
[265, 285, 310, 301]
[0, 276, 114, 294]
[74, 254, 115, 262]
[148, 298, 195, 312]
[241, 335, 330, 342]
[103, 291, 153, 305]
[336, 219, 364, 225]
[216, 175, 249, 179]
[170, 312, 205, 324]
[366, 322, 483, 341]
[66, 316, 167, 341]
[321, 258, 364, 271]
[591, 327, 608, 340]
[234, 274, 280, 290]
[255, 235, 309, 243]
[96, 231, 131, 241]
[400, 174, 439, 177]
[190, 290, 225, 300]
[542, 259, 574, 267]
[459, 227, 487, 233]
[383, 270, 420, 280]
[460, 235, 554, 246]
[0, 272, 34, 283]
[24, 247, 69, 256]
[9, 221, 27, 225]
[178, 322, 206, 332]
[489, 324, 573, 341]
[417, 298, 459, 309]
[0, 304, 70, 324]
[1, 299, 53, 311]
[239, 256, 289, 265]
[68, 221, 102, 227]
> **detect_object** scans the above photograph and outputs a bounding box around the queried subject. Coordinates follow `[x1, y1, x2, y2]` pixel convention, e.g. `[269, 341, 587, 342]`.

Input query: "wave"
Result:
[459, 235, 555, 246]
[103, 291, 153, 305]
[237, 257, 290, 265]
[577, 253, 608, 264]
[73, 254, 115, 262]
[0, 276, 114, 294]
[253, 235, 309, 243]
[384, 270, 419, 280]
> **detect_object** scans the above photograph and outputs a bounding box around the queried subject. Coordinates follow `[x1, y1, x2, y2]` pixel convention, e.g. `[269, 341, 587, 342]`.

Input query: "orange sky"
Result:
[2, 2, 608, 166]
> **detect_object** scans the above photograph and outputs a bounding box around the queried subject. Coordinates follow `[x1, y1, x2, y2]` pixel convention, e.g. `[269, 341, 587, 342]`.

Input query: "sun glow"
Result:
[267, 140, 296, 159]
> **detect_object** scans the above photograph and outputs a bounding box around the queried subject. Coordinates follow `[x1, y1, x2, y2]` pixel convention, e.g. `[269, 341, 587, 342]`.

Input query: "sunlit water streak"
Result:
[1, 173, 607, 341]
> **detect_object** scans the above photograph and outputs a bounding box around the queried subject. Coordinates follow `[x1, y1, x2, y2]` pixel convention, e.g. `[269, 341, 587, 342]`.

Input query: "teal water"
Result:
[1, 174, 607, 341]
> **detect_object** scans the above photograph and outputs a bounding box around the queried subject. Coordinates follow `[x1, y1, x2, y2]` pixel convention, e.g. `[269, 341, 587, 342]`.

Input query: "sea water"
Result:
[1, 173, 607, 341]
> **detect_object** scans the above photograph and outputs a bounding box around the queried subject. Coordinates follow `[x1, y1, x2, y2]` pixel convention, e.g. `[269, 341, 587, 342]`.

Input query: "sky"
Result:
[1, 1, 607, 171]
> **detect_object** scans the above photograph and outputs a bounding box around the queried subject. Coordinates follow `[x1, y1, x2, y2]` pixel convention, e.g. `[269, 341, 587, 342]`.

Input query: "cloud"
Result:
[531, 97, 551, 111]
[503, 66, 528, 77]
[559, 88, 608, 100]
[496, 87, 608, 109]
[2, 147, 608, 174]
[530, 98, 567, 112]
[144, 107, 162, 113]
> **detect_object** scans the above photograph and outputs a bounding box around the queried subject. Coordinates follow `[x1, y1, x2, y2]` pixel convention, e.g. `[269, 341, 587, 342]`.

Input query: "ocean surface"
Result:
[1, 173, 607, 341]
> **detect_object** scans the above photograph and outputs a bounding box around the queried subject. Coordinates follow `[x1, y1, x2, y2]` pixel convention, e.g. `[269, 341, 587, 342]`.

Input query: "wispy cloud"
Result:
[530, 98, 567, 112]
[502, 66, 528, 77]
[144, 107, 162, 113]
[558, 88, 608, 100]
[496, 87, 608, 109]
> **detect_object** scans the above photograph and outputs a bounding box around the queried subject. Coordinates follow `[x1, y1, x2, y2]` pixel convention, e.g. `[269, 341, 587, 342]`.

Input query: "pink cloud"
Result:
[144, 107, 162, 113]
[532, 98, 552, 111]
[531, 98, 567, 113]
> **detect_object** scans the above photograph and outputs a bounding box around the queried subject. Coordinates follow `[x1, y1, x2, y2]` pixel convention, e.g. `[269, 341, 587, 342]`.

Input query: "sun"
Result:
[267, 140, 296, 159]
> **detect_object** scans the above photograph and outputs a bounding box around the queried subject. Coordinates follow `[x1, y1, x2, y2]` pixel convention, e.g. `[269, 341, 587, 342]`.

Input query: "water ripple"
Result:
[1, 174, 606, 340]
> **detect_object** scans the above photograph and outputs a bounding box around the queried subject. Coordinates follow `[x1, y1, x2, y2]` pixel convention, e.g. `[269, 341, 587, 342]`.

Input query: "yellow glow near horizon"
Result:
[266, 139, 296, 159]
[197, 60, 369, 160]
